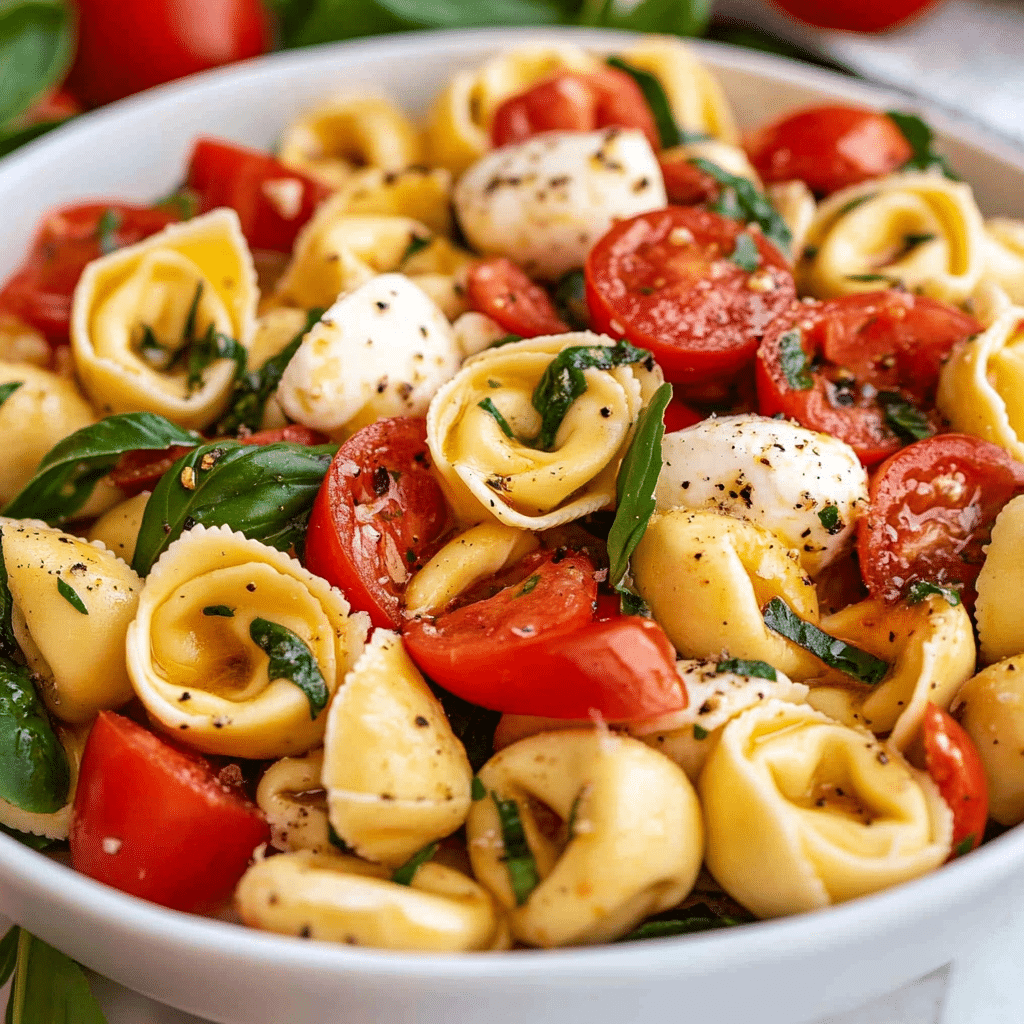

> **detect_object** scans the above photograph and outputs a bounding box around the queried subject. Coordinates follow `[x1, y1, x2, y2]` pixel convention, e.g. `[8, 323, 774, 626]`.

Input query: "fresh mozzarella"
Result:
[278, 273, 461, 437]
[453, 128, 666, 280]
[656, 413, 868, 577]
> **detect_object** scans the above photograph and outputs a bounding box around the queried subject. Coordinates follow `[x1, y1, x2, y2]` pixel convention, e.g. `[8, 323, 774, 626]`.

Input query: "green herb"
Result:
[566, 792, 583, 837]
[400, 232, 432, 264]
[606, 382, 672, 589]
[492, 792, 539, 906]
[553, 269, 589, 330]
[391, 842, 438, 885]
[478, 397, 515, 438]
[619, 902, 748, 942]
[877, 392, 934, 442]
[846, 273, 896, 284]
[95, 207, 121, 255]
[778, 329, 813, 391]
[217, 307, 324, 435]
[716, 658, 778, 681]
[952, 834, 975, 858]
[837, 194, 874, 217]
[886, 110, 959, 180]
[153, 186, 199, 221]
[249, 617, 329, 718]
[679, 128, 711, 143]
[56, 578, 87, 615]
[471, 776, 486, 801]
[606, 55, 680, 149]
[3, 412, 199, 524]
[136, 323, 168, 368]
[489, 333, 523, 348]
[203, 605, 235, 617]
[0, 926, 17, 988]
[428, 683, 500, 773]
[327, 822, 354, 853]
[516, 573, 540, 597]
[728, 231, 760, 272]
[0, 381, 23, 409]
[131, 441, 334, 575]
[763, 597, 889, 685]
[691, 157, 791, 254]
[903, 232, 937, 250]
[906, 580, 961, 607]
[186, 323, 247, 395]
[692, 723, 709, 740]
[0, 531, 17, 659]
[0, 657, 69, 813]
[817, 505, 843, 535]
[617, 585, 650, 617]
[581, 0, 710, 37]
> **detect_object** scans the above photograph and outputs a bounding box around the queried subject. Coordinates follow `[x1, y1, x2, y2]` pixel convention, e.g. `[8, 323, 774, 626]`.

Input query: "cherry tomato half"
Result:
[923, 704, 988, 858]
[769, 0, 942, 34]
[304, 417, 450, 629]
[585, 206, 795, 385]
[857, 434, 1024, 607]
[744, 106, 913, 196]
[70, 712, 269, 912]
[657, 154, 720, 207]
[465, 257, 569, 338]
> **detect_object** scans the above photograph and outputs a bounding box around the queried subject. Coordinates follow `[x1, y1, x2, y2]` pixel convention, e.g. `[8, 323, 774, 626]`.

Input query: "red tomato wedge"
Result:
[70, 712, 269, 912]
[662, 396, 704, 433]
[585, 206, 795, 386]
[744, 106, 913, 196]
[465, 257, 569, 338]
[923, 704, 988, 859]
[185, 138, 333, 253]
[857, 434, 1024, 607]
[304, 417, 450, 629]
[657, 155, 720, 207]
[0, 203, 177, 342]
[491, 69, 659, 151]
[402, 550, 685, 720]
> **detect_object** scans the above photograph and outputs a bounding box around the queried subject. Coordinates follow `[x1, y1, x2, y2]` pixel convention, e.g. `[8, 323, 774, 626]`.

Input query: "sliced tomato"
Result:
[857, 434, 1024, 607]
[303, 417, 450, 629]
[657, 155, 720, 207]
[0, 203, 177, 342]
[466, 257, 569, 338]
[744, 106, 913, 195]
[663, 396, 704, 433]
[755, 291, 979, 465]
[185, 138, 333, 253]
[70, 711, 269, 912]
[585, 206, 795, 385]
[922, 703, 988, 859]
[490, 68, 659, 151]
[402, 550, 684, 720]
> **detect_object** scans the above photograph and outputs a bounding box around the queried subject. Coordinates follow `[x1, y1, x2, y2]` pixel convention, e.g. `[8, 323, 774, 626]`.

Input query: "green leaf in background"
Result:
[7, 929, 107, 1024]
[886, 110, 960, 181]
[377, 0, 565, 28]
[588, 0, 710, 47]
[553, 269, 589, 331]
[0, 117, 68, 159]
[0, 0, 75, 130]
[491, 792, 539, 906]
[249, 617, 329, 718]
[0, 928, 18, 991]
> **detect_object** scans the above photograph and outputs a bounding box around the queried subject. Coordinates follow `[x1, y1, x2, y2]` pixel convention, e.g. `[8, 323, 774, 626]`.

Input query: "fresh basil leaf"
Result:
[716, 658, 777, 682]
[763, 597, 889, 685]
[777, 329, 813, 391]
[428, 683, 500, 773]
[478, 397, 515, 438]
[0, 928, 17, 990]
[132, 441, 333, 575]
[906, 580, 961, 607]
[590, 0, 710, 37]
[3, 412, 200, 524]
[877, 391, 934, 442]
[7, 929, 107, 1024]
[0, 531, 17, 659]
[491, 791, 539, 906]
[490, 333, 522, 348]
[0, 657, 69, 813]
[553, 269, 589, 331]
[153, 186, 199, 221]
[249, 617, 328, 718]
[606, 382, 672, 588]
[277, 0, 409, 47]
[471, 776, 486, 801]
[56, 578, 87, 615]
[692, 157, 792, 254]
[217, 307, 324, 435]
[619, 902, 749, 942]
[532, 339, 651, 451]
[0, 0, 75, 128]
[203, 605, 235, 617]
[605, 55, 680, 149]
[186, 323, 247, 394]
[375, 0, 564, 28]
[692, 723, 709, 740]
[400, 232, 432, 264]
[846, 273, 896, 284]
[515, 573, 540, 597]
[952, 834, 975, 859]
[391, 841, 438, 886]
[327, 821, 354, 854]
[0, 382, 23, 409]
[886, 110, 960, 180]
[617, 585, 650, 617]
[817, 505, 843, 535]
[0, 116, 69, 158]
[728, 231, 760, 273]
[838, 194, 874, 217]
[95, 207, 121, 256]
[0, 824, 57, 850]
[903, 232, 937, 250]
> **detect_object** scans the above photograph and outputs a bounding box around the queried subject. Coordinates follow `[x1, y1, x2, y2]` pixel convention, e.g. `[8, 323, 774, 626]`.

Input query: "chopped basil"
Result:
[249, 617, 329, 718]
[567, 792, 583, 837]
[619, 902, 749, 942]
[906, 580, 961, 607]
[952, 834, 975, 858]
[186, 323, 247, 395]
[428, 684, 500, 773]
[837, 194, 874, 217]
[515, 573, 540, 597]
[56, 578, 87, 615]
[728, 231, 760, 273]
[877, 392, 934, 442]
[778, 329, 813, 391]
[489, 333, 523, 348]
[692, 723, 709, 740]
[903, 232, 937, 250]
[886, 110, 960, 180]
[716, 658, 777, 682]
[606, 55, 680, 149]
[137, 323, 169, 368]
[817, 505, 843, 535]
[391, 842, 438, 886]
[478, 397, 515, 438]
[553, 269, 589, 330]
[0, 381, 23, 409]
[763, 597, 889, 685]
[400, 232, 432, 264]
[153, 186, 199, 221]
[96, 207, 121, 255]
[203, 605, 235, 617]
[492, 792, 540, 906]
[327, 822, 354, 853]
[617, 586, 650, 617]
[471, 776, 486, 801]
[846, 273, 896, 284]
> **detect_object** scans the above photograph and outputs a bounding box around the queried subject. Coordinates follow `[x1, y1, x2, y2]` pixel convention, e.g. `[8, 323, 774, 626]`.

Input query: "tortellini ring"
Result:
[974, 494, 1024, 665]
[257, 750, 333, 855]
[982, 218, 1024, 303]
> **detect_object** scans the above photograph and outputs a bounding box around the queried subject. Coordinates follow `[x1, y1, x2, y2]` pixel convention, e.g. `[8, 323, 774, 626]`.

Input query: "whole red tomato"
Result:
[769, 0, 943, 33]
[65, 0, 272, 108]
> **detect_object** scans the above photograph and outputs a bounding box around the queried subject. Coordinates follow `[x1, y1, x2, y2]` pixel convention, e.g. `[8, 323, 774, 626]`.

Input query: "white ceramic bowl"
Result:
[1, 27, 1023, 1024]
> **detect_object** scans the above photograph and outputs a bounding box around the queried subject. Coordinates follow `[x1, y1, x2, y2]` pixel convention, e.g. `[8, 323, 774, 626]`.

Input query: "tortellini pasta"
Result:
[322, 630, 472, 865]
[70, 210, 259, 430]
[700, 700, 952, 918]
[982, 218, 1024, 302]
[1, 520, 141, 724]
[975, 495, 1024, 665]
[257, 750, 333, 855]
[427, 332, 662, 530]
[236, 850, 509, 952]
[0, 313, 50, 367]
[767, 179, 817, 262]
[126, 524, 368, 759]
[86, 490, 151, 566]
[800, 171, 985, 303]
[467, 730, 703, 947]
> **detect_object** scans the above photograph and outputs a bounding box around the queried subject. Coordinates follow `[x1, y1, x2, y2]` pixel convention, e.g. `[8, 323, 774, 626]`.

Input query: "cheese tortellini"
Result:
[257, 750, 333, 855]
[982, 218, 1024, 302]
[974, 494, 1024, 665]
[126, 524, 368, 758]
[701, 700, 952, 918]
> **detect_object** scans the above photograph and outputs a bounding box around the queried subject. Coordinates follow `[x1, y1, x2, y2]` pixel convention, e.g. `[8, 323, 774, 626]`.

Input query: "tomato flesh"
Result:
[304, 418, 450, 629]
[466, 257, 569, 338]
[70, 712, 269, 912]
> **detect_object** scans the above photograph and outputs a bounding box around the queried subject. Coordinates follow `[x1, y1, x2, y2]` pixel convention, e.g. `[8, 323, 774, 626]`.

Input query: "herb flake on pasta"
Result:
[248, 617, 329, 718]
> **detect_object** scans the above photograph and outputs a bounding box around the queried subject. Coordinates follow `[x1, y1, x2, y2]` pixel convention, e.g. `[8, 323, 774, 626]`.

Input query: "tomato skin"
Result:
[185, 138, 332, 253]
[922, 704, 988, 858]
[70, 712, 269, 912]
[585, 206, 796, 385]
[65, 0, 272, 108]
[662, 396, 704, 433]
[657, 155, 720, 207]
[857, 434, 1024, 607]
[769, 0, 942, 33]
[466, 258, 569, 338]
[0, 203, 177, 343]
[744, 106, 913, 196]
[490, 69, 659, 151]
[304, 418, 450, 630]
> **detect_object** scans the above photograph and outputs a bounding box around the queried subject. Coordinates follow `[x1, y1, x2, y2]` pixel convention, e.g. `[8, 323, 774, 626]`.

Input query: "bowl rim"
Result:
[1, 24, 1022, 981]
